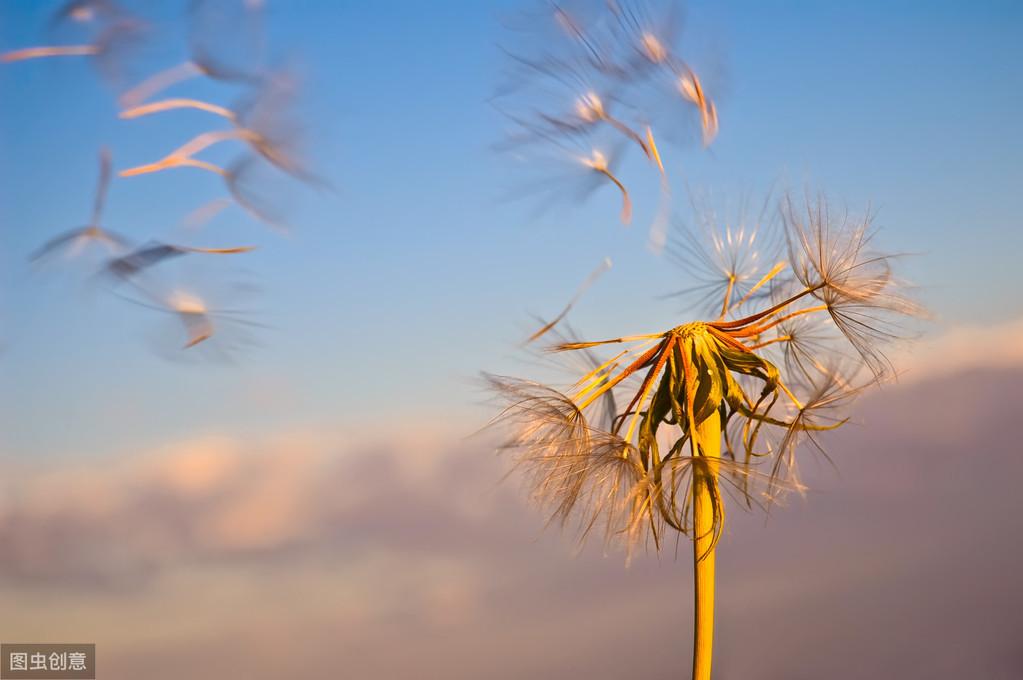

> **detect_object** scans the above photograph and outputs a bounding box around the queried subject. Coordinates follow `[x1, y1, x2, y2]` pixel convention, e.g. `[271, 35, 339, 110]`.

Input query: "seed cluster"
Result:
[4, 0, 321, 355]
[487, 2, 922, 556]
[495, 0, 720, 248]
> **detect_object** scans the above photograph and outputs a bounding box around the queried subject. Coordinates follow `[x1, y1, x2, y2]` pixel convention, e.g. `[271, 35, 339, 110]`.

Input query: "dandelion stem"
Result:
[748, 335, 792, 350]
[777, 379, 804, 411]
[692, 410, 721, 680]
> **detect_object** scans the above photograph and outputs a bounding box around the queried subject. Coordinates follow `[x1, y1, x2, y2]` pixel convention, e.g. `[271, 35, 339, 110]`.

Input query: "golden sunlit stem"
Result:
[777, 379, 804, 410]
[1, 45, 98, 62]
[748, 335, 792, 350]
[678, 339, 719, 679]
[692, 410, 721, 680]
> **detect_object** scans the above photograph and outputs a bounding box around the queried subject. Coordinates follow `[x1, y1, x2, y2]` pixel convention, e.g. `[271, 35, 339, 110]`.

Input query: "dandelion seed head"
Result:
[490, 187, 923, 554]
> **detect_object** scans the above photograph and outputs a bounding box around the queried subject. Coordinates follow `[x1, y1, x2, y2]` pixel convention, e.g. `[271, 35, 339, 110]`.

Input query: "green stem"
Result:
[692, 410, 721, 680]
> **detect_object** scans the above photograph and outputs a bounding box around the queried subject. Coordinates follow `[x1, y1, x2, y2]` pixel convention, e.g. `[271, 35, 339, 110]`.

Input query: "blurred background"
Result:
[1, 1, 1021, 678]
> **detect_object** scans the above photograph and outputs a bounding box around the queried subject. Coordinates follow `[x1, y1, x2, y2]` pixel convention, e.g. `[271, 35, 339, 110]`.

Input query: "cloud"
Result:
[890, 316, 1023, 384]
[1, 346, 1022, 678]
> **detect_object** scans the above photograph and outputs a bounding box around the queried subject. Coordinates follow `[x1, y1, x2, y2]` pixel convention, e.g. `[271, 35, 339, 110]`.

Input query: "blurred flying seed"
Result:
[225, 154, 291, 231]
[2, 17, 148, 87]
[118, 0, 265, 110]
[31, 148, 130, 263]
[118, 128, 251, 177]
[677, 68, 718, 146]
[115, 283, 263, 354]
[188, 0, 268, 79]
[121, 73, 325, 189]
[103, 242, 256, 281]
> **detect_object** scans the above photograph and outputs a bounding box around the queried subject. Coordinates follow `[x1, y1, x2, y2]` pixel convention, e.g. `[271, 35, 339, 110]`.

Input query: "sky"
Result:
[1, 1, 1022, 459]
[1, 2, 1022, 678]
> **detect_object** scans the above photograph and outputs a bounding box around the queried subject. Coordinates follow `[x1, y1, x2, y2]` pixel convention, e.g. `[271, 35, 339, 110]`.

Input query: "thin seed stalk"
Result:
[692, 410, 721, 680]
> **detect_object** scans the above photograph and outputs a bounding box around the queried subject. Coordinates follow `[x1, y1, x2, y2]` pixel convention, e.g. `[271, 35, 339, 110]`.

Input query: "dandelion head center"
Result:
[672, 321, 710, 340]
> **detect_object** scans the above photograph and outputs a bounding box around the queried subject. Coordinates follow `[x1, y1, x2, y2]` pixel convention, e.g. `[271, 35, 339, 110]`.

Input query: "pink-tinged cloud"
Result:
[1, 336, 1021, 678]
[891, 316, 1023, 384]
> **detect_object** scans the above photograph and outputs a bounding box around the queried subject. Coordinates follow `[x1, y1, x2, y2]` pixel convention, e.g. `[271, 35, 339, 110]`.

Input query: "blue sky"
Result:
[1, 0, 1021, 458]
